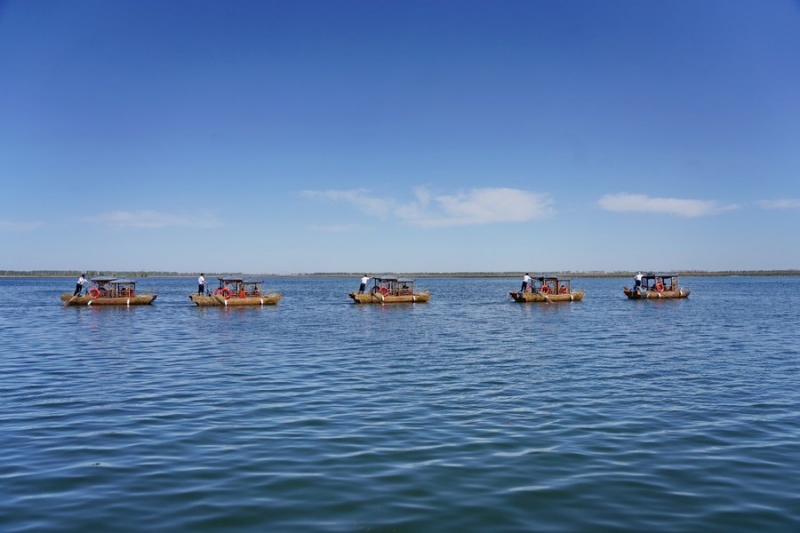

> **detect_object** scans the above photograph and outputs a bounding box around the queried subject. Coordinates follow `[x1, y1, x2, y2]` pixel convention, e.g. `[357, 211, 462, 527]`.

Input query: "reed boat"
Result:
[349, 276, 431, 304]
[624, 273, 690, 299]
[190, 277, 281, 306]
[61, 277, 157, 306]
[509, 276, 585, 303]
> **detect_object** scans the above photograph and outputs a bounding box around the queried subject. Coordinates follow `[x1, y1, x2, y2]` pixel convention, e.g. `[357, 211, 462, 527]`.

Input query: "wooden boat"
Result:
[190, 277, 281, 306]
[61, 277, 157, 306]
[509, 276, 585, 303]
[349, 276, 431, 304]
[624, 273, 690, 299]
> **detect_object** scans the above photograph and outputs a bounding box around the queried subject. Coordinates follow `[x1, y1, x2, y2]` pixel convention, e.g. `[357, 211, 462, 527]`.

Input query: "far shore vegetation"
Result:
[2, 269, 799, 279]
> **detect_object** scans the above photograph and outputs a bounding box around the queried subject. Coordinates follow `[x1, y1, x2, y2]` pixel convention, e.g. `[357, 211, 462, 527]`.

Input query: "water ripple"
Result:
[1, 276, 800, 531]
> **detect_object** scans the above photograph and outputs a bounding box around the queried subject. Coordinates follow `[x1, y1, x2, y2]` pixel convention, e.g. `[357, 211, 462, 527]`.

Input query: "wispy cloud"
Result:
[0, 219, 44, 232]
[302, 187, 553, 227]
[599, 193, 738, 218]
[308, 223, 369, 232]
[757, 199, 800, 210]
[302, 189, 387, 218]
[81, 210, 221, 229]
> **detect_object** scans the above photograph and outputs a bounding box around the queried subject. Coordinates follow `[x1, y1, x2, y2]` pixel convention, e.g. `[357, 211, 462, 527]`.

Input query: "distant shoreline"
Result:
[2, 270, 799, 279]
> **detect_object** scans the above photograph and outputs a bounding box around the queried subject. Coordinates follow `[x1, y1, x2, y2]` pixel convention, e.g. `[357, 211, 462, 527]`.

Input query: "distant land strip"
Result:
[2, 270, 799, 278]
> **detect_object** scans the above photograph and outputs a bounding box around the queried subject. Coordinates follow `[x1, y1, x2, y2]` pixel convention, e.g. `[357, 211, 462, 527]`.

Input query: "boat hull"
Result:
[61, 293, 157, 306]
[623, 287, 690, 299]
[349, 291, 431, 304]
[509, 291, 585, 303]
[189, 293, 282, 306]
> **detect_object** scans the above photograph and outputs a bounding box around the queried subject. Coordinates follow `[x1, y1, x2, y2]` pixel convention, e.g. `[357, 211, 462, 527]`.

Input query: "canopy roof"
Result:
[536, 276, 570, 282]
[91, 277, 117, 283]
[218, 277, 262, 284]
[374, 276, 415, 282]
[642, 272, 678, 279]
[111, 279, 137, 284]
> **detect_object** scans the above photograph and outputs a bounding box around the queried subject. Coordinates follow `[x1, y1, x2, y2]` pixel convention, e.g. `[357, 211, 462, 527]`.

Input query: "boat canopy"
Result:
[111, 279, 137, 285]
[373, 276, 416, 282]
[217, 277, 262, 284]
[365, 276, 418, 297]
[638, 273, 680, 290]
[91, 277, 117, 283]
[536, 276, 572, 291]
[536, 276, 570, 282]
[642, 272, 678, 279]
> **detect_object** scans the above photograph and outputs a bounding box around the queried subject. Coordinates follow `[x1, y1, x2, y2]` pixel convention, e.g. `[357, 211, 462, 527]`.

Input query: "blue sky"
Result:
[2, 0, 799, 274]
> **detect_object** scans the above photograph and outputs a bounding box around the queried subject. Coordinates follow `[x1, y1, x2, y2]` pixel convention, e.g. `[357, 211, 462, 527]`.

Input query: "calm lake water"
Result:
[2, 276, 799, 532]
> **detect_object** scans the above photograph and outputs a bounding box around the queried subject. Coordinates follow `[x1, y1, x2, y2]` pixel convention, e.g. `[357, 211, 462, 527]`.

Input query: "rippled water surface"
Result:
[2, 276, 800, 531]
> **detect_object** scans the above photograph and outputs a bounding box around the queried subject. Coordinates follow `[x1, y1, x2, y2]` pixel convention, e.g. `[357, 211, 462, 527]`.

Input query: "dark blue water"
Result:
[2, 276, 799, 532]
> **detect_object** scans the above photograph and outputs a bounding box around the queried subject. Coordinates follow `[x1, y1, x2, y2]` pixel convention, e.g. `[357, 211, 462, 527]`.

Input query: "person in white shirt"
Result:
[198, 274, 206, 295]
[521, 273, 532, 293]
[74, 274, 89, 296]
[359, 275, 370, 294]
[634, 272, 643, 289]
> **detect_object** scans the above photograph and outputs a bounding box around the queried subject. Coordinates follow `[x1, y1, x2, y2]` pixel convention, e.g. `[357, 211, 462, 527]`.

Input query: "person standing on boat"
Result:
[358, 274, 370, 294]
[198, 273, 206, 295]
[73, 273, 89, 296]
[634, 272, 643, 289]
[521, 273, 532, 293]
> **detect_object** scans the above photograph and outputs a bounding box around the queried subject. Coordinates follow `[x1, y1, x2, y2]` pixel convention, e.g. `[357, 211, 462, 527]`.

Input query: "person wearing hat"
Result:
[358, 274, 370, 294]
[73, 273, 89, 296]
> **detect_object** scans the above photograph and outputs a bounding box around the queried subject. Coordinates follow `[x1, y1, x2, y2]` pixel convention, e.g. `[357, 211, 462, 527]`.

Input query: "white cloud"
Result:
[422, 187, 552, 227]
[757, 199, 800, 210]
[308, 223, 368, 232]
[0, 219, 44, 232]
[599, 193, 738, 218]
[302, 189, 387, 218]
[303, 187, 554, 227]
[82, 210, 221, 229]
